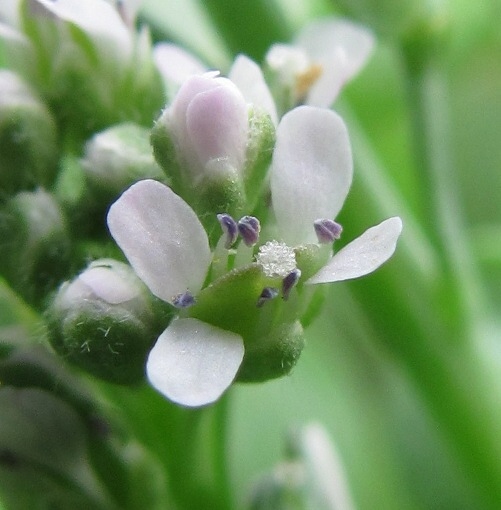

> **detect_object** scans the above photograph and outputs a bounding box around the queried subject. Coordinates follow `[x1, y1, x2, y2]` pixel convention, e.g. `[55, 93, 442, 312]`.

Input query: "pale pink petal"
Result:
[147, 318, 244, 407]
[306, 217, 402, 284]
[107, 179, 211, 302]
[186, 81, 248, 171]
[271, 106, 353, 245]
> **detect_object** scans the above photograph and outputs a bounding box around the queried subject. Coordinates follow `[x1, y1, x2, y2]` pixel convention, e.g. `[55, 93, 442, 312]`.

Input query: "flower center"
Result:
[255, 240, 297, 278]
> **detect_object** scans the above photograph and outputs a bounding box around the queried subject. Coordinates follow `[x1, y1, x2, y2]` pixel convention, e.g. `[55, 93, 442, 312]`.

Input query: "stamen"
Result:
[295, 63, 323, 100]
[217, 213, 238, 248]
[256, 241, 297, 278]
[238, 216, 261, 247]
[172, 291, 196, 309]
[282, 269, 301, 301]
[257, 287, 279, 307]
[314, 219, 343, 244]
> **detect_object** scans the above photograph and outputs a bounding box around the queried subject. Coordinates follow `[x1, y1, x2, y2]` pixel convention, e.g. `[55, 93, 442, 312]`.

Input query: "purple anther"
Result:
[314, 219, 343, 244]
[257, 287, 279, 308]
[217, 213, 239, 248]
[282, 269, 301, 301]
[172, 291, 196, 309]
[238, 216, 261, 247]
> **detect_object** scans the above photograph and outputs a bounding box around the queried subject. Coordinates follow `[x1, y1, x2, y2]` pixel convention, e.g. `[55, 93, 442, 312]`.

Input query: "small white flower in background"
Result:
[266, 18, 374, 109]
[107, 105, 401, 408]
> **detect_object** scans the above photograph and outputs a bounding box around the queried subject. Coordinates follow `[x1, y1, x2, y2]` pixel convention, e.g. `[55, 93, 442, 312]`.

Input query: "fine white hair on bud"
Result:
[256, 241, 297, 279]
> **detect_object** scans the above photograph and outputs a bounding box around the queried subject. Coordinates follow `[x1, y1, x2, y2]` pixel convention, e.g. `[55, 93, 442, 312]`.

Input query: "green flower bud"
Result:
[0, 70, 58, 195]
[81, 122, 166, 208]
[46, 259, 171, 384]
[19, 0, 163, 138]
[0, 188, 71, 305]
[151, 73, 273, 230]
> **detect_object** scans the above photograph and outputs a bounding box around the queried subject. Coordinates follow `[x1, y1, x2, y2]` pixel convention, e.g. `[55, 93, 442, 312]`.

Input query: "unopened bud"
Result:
[81, 122, 165, 206]
[46, 259, 171, 384]
[0, 70, 58, 194]
[0, 188, 70, 305]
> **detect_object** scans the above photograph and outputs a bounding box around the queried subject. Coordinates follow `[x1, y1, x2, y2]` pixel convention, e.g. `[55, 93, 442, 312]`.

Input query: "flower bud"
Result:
[0, 70, 58, 194]
[151, 73, 249, 221]
[46, 259, 171, 384]
[0, 188, 71, 305]
[20, 0, 163, 137]
[81, 122, 166, 207]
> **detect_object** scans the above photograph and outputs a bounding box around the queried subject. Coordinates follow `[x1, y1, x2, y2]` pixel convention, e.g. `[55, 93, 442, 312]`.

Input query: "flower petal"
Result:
[229, 54, 278, 126]
[270, 106, 353, 245]
[306, 217, 402, 284]
[146, 318, 244, 407]
[153, 42, 206, 89]
[107, 179, 211, 302]
[296, 18, 374, 106]
[185, 79, 248, 172]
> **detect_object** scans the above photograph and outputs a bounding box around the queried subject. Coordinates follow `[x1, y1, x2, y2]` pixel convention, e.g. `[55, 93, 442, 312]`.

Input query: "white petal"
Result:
[271, 106, 353, 245]
[229, 54, 278, 126]
[146, 318, 244, 407]
[306, 217, 403, 284]
[107, 179, 211, 302]
[153, 42, 206, 87]
[79, 265, 139, 304]
[296, 18, 374, 106]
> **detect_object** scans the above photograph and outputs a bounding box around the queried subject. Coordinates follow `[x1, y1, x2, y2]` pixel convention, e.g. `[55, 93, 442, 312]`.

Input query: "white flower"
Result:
[107, 106, 401, 407]
[107, 179, 245, 407]
[266, 18, 374, 108]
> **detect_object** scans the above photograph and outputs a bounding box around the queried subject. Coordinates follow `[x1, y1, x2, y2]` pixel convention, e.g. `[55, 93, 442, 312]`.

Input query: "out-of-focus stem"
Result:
[401, 34, 488, 340]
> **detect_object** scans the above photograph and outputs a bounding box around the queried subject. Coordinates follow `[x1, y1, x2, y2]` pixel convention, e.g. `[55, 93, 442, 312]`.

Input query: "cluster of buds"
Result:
[1, 0, 402, 408]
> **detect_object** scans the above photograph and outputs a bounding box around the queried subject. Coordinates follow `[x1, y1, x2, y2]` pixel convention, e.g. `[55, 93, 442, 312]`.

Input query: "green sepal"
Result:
[243, 107, 275, 213]
[236, 320, 305, 382]
[294, 243, 331, 282]
[150, 112, 183, 190]
[195, 161, 246, 246]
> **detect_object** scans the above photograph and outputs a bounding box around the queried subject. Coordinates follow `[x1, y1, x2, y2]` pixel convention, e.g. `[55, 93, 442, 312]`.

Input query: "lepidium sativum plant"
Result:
[1, 0, 499, 508]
